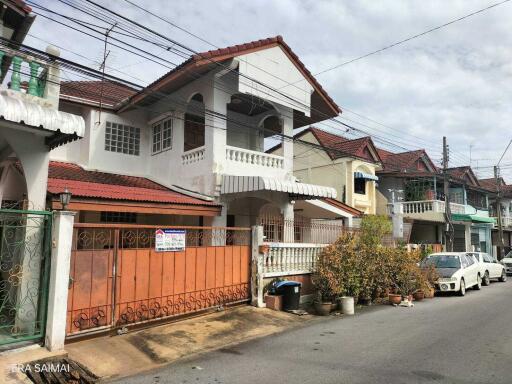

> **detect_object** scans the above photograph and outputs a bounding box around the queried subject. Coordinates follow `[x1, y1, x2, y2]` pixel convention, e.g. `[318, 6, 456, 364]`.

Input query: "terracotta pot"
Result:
[388, 293, 402, 305]
[413, 291, 425, 301]
[315, 301, 332, 316]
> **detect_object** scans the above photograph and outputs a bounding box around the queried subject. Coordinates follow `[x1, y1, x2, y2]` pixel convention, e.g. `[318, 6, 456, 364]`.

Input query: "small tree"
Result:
[359, 215, 392, 248]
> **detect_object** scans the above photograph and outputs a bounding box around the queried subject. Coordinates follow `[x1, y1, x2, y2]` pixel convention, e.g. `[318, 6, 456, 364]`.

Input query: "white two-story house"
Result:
[50, 36, 342, 237]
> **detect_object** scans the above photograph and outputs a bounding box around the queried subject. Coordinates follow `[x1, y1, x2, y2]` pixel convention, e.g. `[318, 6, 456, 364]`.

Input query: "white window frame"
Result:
[152, 117, 173, 155]
[105, 121, 140, 156]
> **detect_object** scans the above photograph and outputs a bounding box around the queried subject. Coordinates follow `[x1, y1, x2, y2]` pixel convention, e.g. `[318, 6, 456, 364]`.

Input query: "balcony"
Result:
[492, 216, 512, 228]
[182, 146, 205, 165]
[224, 145, 286, 177]
[388, 200, 466, 222]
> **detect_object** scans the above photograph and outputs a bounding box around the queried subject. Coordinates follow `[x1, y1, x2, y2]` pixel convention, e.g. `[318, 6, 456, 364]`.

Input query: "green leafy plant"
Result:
[359, 215, 392, 248]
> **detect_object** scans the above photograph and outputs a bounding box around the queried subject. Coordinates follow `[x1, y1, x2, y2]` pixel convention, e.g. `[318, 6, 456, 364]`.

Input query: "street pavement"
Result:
[109, 280, 512, 384]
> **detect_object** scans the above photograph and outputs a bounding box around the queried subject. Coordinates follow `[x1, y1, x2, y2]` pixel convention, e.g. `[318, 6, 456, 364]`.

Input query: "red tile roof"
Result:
[446, 166, 480, 186]
[378, 149, 436, 173]
[47, 161, 219, 206]
[123, 36, 340, 115]
[60, 81, 138, 108]
[8, 0, 32, 14]
[290, 127, 381, 163]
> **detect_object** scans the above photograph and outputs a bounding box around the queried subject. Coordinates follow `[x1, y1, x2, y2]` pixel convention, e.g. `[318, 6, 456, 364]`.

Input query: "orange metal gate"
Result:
[66, 225, 251, 337]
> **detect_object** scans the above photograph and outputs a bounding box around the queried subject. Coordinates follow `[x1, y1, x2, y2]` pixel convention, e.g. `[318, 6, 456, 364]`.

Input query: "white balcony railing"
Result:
[261, 243, 327, 277]
[388, 200, 467, 215]
[492, 216, 512, 228]
[182, 146, 205, 165]
[226, 145, 284, 169]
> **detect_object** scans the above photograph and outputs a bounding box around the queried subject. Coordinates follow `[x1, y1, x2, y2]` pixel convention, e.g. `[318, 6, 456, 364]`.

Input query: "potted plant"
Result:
[314, 292, 332, 316]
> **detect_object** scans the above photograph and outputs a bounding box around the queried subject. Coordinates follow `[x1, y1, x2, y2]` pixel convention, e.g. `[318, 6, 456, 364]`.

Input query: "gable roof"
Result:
[290, 127, 381, 163]
[46, 161, 219, 207]
[118, 36, 340, 119]
[446, 166, 480, 187]
[60, 80, 138, 108]
[377, 148, 437, 173]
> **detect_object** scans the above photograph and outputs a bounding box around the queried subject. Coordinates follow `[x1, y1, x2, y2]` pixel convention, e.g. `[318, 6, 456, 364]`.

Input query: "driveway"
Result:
[110, 280, 512, 384]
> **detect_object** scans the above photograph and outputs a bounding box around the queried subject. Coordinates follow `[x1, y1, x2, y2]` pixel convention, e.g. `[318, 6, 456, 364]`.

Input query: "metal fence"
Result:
[259, 215, 356, 244]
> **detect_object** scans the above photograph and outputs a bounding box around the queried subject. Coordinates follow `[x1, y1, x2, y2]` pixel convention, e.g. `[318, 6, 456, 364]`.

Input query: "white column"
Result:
[281, 201, 294, 243]
[251, 225, 265, 308]
[204, 85, 231, 176]
[464, 223, 472, 252]
[45, 211, 75, 351]
[392, 202, 404, 239]
[42, 45, 61, 110]
[279, 108, 294, 175]
[204, 204, 227, 246]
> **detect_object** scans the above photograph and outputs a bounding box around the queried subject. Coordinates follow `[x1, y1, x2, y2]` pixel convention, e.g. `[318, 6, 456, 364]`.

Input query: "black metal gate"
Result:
[0, 209, 52, 346]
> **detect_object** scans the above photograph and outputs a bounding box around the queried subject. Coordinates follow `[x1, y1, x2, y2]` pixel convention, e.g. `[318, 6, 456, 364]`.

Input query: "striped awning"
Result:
[354, 171, 379, 181]
[221, 175, 337, 198]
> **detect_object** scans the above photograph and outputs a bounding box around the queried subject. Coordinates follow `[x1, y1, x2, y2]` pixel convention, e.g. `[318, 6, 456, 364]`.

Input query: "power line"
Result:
[310, 0, 512, 77]
[30, 0, 432, 157]
[26, 1, 469, 164]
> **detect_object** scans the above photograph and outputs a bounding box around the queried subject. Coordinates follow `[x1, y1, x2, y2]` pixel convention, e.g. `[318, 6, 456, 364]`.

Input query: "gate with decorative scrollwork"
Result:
[0, 209, 52, 346]
[66, 224, 251, 337]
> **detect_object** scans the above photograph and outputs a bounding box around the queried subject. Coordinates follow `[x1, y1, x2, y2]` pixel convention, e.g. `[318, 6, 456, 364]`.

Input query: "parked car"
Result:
[468, 252, 507, 285]
[502, 251, 512, 275]
[421, 252, 482, 296]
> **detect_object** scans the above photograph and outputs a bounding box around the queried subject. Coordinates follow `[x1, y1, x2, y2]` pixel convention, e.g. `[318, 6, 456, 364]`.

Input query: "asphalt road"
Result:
[111, 280, 512, 384]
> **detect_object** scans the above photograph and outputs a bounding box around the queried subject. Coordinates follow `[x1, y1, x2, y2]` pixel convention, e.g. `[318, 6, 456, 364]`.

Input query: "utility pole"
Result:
[494, 138, 511, 260]
[443, 137, 453, 251]
[494, 165, 504, 259]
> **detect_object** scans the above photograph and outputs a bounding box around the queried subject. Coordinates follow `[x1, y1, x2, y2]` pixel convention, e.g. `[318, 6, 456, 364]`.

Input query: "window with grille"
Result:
[105, 122, 140, 156]
[100, 212, 137, 223]
[152, 118, 173, 154]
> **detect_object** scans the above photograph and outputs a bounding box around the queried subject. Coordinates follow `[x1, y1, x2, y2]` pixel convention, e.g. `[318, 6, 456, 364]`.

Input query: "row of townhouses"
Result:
[0, 0, 509, 353]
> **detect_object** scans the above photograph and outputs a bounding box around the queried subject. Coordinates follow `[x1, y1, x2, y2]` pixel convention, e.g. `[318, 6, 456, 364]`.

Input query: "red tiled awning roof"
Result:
[60, 81, 138, 108]
[47, 161, 219, 207]
[322, 198, 363, 217]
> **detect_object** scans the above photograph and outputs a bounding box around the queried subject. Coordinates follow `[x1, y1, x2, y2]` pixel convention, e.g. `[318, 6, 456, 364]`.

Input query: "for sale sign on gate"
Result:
[155, 229, 186, 251]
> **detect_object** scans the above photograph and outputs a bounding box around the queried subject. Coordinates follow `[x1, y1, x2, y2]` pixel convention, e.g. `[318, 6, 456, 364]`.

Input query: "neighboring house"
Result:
[479, 177, 512, 257]
[269, 127, 381, 217]
[376, 150, 493, 253]
[0, 2, 86, 348]
[50, 36, 347, 236]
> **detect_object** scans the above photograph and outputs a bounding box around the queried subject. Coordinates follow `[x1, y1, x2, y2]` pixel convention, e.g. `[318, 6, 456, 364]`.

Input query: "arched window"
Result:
[184, 93, 205, 151]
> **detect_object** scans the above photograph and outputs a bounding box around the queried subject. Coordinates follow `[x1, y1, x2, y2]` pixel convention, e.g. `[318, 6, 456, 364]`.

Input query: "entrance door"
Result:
[0, 209, 52, 346]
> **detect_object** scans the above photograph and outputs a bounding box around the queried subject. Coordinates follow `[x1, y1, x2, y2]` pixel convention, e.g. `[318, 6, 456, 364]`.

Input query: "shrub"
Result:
[312, 233, 361, 301]
[313, 215, 424, 303]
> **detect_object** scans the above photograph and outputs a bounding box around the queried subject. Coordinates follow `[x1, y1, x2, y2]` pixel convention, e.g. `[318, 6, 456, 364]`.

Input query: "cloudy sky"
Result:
[26, 0, 512, 179]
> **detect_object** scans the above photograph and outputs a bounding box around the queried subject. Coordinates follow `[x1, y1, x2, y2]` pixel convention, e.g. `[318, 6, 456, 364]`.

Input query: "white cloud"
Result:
[25, 0, 512, 178]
